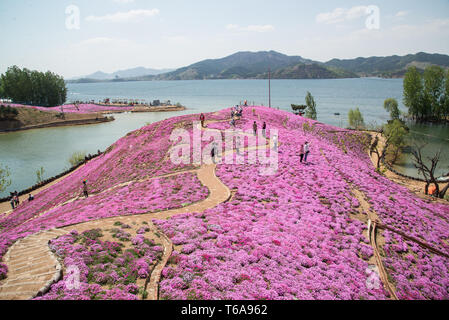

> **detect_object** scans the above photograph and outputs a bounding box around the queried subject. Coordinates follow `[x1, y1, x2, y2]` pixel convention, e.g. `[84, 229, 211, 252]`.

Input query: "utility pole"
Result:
[268, 68, 271, 108]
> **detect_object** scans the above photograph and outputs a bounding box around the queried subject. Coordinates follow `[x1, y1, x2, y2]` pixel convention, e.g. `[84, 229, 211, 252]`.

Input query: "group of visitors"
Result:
[299, 142, 311, 163]
[9, 192, 19, 210]
[252, 121, 267, 137]
[9, 191, 34, 210]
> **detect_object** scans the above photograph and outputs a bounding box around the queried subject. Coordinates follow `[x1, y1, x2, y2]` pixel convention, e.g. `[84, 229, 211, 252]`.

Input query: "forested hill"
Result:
[324, 52, 449, 78]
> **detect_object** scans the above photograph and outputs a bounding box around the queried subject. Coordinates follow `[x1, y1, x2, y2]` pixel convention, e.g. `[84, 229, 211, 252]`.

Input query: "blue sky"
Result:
[1, 0, 448, 78]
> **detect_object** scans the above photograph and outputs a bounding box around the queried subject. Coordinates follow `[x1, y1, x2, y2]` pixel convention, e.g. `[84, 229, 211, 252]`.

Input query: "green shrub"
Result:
[68, 151, 86, 167]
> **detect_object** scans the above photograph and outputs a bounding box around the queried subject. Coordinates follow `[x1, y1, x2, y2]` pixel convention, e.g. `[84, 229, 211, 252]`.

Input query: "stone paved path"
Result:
[0, 229, 68, 300]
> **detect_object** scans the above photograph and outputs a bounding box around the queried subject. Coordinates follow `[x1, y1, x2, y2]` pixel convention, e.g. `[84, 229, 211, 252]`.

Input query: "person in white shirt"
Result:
[304, 142, 311, 163]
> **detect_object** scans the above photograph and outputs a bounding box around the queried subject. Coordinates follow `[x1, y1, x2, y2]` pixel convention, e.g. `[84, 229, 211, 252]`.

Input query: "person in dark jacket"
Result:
[83, 180, 89, 198]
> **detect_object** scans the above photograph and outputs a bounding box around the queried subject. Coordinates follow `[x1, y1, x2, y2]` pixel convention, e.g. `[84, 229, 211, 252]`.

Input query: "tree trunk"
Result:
[439, 183, 449, 199]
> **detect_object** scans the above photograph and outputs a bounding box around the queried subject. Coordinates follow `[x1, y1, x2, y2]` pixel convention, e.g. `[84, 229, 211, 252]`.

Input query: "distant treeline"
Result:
[0, 66, 67, 107]
[403, 65, 449, 122]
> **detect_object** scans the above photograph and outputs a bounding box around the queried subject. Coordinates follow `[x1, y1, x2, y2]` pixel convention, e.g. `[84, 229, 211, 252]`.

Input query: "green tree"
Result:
[0, 81, 4, 98]
[383, 119, 408, 164]
[36, 167, 45, 184]
[348, 107, 365, 129]
[0, 163, 11, 194]
[0, 66, 67, 107]
[403, 66, 424, 121]
[68, 151, 87, 167]
[383, 98, 400, 120]
[423, 65, 445, 120]
[305, 91, 317, 120]
[444, 69, 449, 120]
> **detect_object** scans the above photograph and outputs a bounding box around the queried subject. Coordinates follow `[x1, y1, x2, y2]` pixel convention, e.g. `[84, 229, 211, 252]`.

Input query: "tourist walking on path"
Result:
[28, 194, 34, 202]
[211, 143, 218, 164]
[200, 113, 205, 128]
[10, 196, 15, 210]
[262, 122, 267, 138]
[253, 121, 258, 136]
[82, 180, 89, 198]
[14, 191, 19, 207]
[304, 142, 311, 163]
[300, 143, 305, 163]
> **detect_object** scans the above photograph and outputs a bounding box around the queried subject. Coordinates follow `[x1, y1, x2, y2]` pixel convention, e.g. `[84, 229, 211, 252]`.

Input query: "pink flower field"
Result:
[1, 106, 448, 300]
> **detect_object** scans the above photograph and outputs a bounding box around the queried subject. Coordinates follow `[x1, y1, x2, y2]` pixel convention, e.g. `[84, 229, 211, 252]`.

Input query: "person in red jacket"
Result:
[200, 113, 205, 128]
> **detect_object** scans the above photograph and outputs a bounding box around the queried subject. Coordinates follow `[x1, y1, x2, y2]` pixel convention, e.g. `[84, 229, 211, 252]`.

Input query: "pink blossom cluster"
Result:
[36, 228, 162, 300]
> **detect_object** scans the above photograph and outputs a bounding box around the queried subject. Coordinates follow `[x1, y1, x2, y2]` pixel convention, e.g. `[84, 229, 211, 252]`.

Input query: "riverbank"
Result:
[367, 131, 448, 204]
[0, 107, 114, 133]
[0, 104, 186, 133]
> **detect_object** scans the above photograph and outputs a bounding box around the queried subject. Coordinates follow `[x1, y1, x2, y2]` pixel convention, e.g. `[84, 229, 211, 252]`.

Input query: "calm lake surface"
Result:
[1, 79, 448, 197]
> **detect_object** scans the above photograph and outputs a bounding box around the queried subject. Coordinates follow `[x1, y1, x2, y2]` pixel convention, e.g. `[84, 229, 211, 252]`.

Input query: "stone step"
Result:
[0, 283, 43, 295]
[0, 292, 35, 300]
[1, 279, 51, 289]
[4, 271, 56, 284]
[8, 260, 55, 274]
[9, 244, 47, 251]
[8, 249, 49, 260]
[7, 255, 53, 268]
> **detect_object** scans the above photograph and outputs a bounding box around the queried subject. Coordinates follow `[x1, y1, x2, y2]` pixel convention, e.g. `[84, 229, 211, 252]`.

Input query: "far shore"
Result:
[99, 104, 186, 114]
[0, 104, 187, 133]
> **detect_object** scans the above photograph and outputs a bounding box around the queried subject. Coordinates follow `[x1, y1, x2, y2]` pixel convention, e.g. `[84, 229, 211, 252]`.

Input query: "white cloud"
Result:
[226, 24, 275, 33]
[113, 0, 134, 3]
[316, 6, 368, 24]
[79, 37, 115, 45]
[395, 11, 409, 18]
[86, 9, 160, 23]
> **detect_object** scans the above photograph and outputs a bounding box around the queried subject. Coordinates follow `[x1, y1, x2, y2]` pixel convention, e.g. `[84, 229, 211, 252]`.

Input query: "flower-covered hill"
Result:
[1, 106, 448, 300]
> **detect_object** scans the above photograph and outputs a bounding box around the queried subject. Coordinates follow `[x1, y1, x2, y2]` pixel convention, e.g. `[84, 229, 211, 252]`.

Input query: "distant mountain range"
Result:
[67, 51, 449, 83]
[70, 67, 175, 81]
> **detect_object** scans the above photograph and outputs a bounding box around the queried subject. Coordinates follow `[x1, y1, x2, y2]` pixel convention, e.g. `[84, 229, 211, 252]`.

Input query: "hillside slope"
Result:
[1, 107, 448, 300]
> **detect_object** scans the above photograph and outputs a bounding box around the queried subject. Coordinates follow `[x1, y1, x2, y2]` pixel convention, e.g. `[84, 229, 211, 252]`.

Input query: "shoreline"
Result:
[0, 116, 114, 133]
[0, 162, 87, 215]
[99, 104, 186, 114]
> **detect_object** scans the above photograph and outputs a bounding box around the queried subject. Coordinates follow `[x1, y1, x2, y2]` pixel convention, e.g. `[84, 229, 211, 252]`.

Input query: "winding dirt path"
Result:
[0, 119, 273, 300]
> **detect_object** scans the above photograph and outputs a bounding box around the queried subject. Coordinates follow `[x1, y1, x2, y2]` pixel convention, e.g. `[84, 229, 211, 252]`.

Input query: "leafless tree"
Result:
[411, 144, 448, 198]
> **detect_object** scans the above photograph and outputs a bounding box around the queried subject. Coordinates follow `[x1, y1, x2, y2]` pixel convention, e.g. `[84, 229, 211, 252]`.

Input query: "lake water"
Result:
[1, 79, 448, 197]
